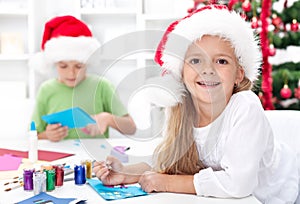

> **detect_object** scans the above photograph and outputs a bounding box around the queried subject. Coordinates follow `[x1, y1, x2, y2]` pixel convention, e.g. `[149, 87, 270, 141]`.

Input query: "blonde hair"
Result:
[153, 76, 253, 175]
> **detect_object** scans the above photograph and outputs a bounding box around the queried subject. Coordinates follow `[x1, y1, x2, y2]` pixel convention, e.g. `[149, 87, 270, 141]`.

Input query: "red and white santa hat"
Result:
[42, 15, 100, 63]
[29, 15, 100, 74]
[154, 4, 261, 82]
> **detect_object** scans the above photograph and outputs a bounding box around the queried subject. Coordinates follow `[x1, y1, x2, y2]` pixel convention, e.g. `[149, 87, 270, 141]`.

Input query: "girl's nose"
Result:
[201, 70, 215, 75]
[201, 65, 215, 75]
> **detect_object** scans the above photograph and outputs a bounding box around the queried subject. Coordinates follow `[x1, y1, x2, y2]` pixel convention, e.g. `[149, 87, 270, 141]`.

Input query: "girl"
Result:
[93, 5, 299, 203]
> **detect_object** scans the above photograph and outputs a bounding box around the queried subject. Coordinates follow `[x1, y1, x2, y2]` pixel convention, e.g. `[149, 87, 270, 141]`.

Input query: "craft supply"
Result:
[41, 164, 53, 171]
[64, 166, 74, 176]
[33, 171, 46, 195]
[4, 182, 23, 192]
[87, 178, 148, 201]
[16, 192, 76, 204]
[28, 121, 38, 163]
[0, 148, 74, 162]
[41, 107, 96, 128]
[4, 180, 19, 185]
[53, 165, 64, 187]
[85, 160, 92, 179]
[23, 169, 34, 191]
[45, 169, 55, 191]
[110, 146, 129, 163]
[106, 162, 112, 170]
[74, 164, 86, 185]
[0, 154, 22, 171]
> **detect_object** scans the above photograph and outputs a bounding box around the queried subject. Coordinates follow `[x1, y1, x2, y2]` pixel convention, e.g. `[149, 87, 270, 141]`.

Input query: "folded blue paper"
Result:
[42, 107, 96, 129]
[87, 178, 148, 201]
[16, 192, 75, 204]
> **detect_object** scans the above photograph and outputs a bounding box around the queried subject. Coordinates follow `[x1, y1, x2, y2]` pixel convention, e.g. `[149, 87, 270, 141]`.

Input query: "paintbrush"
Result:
[3, 180, 19, 185]
[4, 182, 23, 192]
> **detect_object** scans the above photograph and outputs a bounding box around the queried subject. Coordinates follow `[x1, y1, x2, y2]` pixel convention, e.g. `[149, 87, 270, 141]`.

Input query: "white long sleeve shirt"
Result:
[193, 90, 299, 204]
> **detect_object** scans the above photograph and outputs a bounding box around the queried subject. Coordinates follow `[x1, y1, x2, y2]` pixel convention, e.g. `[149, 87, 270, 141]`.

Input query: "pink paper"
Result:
[0, 154, 22, 171]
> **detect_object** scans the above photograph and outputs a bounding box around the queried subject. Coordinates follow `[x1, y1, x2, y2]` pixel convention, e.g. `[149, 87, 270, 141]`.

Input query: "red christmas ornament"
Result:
[294, 87, 300, 99]
[240, 12, 247, 20]
[294, 80, 300, 99]
[228, 0, 239, 10]
[280, 84, 292, 99]
[268, 44, 276, 56]
[291, 19, 299, 32]
[271, 14, 283, 29]
[251, 16, 259, 29]
[242, 0, 252, 12]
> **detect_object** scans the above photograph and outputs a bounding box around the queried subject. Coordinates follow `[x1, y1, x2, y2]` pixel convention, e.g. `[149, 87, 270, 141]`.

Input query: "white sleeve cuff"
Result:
[193, 167, 215, 196]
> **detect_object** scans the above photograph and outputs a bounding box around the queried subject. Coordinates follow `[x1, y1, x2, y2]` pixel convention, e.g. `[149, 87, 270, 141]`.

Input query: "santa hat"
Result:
[29, 15, 100, 74]
[155, 4, 261, 82]
[42, 15, 100, 63]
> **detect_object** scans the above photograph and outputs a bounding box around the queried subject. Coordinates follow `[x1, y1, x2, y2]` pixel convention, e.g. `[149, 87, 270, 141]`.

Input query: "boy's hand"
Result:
[81, 112, 112, 136]
[45, 123, 68, 142]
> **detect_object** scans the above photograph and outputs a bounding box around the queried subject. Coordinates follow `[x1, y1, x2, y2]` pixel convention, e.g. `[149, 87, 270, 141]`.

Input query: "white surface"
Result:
[0, 98, 35, 140]
[0, 139, 261, 204]
[264, 110, 300, 153]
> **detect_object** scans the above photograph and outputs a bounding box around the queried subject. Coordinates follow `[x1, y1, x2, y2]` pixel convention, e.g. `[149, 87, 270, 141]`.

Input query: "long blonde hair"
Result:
[152, 76, 252, 175]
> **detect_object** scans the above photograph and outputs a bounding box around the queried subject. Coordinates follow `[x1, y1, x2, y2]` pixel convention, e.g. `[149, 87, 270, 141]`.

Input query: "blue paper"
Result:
[87, 178, 148, 201]
[16, 192, 75, 204]
[42, 107, 96, 128]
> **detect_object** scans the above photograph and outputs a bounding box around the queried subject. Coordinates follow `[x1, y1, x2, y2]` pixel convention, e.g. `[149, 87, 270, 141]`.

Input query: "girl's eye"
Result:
[189, 58, 200, 64]
[217, 59, 228, 65]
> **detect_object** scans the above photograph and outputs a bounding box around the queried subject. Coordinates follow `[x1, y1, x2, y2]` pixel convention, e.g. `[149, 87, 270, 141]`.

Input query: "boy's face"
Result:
[55, 60, 87, 87]
[182, 35, 244, 106]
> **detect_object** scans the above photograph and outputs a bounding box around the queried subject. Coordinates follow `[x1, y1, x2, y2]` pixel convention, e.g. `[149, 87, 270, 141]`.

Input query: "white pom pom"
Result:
[28, 52, 54, 77]
[128, 74, 185, 130]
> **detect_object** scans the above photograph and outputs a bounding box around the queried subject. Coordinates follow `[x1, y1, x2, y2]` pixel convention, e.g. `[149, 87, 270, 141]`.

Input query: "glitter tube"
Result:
[23, 169, 34, 191]
[45, 169, 55, 191]
[85, 160, 92, 179]
[33, 171, 46, 195]
[74, 165, 86, 185]
[53, 165, 64, 187]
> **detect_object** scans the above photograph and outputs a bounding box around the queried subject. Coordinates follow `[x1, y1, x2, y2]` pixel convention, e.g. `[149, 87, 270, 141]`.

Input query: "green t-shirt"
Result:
[31, 75, 127, 139]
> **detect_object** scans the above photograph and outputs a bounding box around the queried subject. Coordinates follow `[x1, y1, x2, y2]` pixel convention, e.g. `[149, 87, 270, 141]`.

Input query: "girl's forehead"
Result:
[186, 36, 235, 56]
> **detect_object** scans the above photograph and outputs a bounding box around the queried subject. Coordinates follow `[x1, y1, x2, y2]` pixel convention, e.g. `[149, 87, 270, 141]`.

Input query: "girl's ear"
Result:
[236, 66, 245, 83]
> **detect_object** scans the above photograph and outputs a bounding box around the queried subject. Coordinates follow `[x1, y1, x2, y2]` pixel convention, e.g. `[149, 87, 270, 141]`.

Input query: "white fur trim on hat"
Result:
[44, 36, 100, 64]
[155, 5, 262, 82]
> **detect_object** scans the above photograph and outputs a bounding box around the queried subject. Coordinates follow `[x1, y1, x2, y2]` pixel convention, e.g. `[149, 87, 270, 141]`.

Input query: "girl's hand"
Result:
[93, 156, 126, 186]
[138, 171, 170, 193]
[82, 112, 112, 136]
[45, 123, 68, 142]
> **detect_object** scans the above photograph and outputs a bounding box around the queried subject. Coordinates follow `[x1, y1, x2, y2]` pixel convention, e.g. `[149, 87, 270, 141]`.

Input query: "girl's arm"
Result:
[139, 172, 196, 194]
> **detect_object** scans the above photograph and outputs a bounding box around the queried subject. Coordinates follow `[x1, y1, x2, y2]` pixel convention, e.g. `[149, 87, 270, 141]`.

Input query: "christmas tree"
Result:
[230, 0, 300, 110]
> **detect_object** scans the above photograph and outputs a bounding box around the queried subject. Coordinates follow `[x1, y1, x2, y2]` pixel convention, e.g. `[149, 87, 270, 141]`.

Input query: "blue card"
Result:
[87, 178, 148, 201]
[16, 192, 75, 204]
[42, 107, 96, 129]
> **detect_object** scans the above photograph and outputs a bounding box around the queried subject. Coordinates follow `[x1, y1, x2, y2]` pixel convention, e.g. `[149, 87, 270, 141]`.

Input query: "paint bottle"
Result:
[28, 121, 38, 163]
